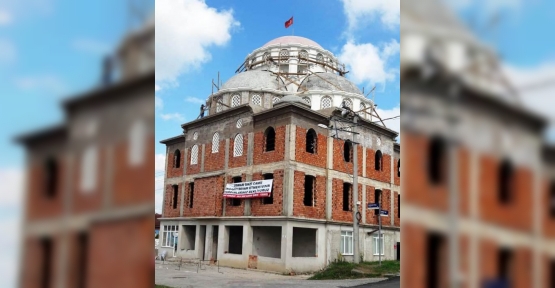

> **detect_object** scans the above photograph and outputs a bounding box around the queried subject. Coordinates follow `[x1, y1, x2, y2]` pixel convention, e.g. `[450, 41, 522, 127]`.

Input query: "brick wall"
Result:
[166, 148, 184, 178]
[20, 235, 60, 288]
[365, 186, 392, 226]
[186, 146, 201, 175]
[26, 160, 64, 221]
[394, 157, 400, 186]
[204, 141, 225, 172]
[295, 127, 327, 168]
[251, 170, 284, 216]
[331, 178, 362, 222]
[394, 191, 400, 227]
[182, 175, 224, 217]
[332, 138, 363, 176]
[224, 174, 246, 216]
[366, 148, 391, 183]
[292, 171, 326, 219]
[162, 183, 182, 217]
[228, 133, 248, 168]
[253, 126, 286, 165]
[543, 179, 555, 238]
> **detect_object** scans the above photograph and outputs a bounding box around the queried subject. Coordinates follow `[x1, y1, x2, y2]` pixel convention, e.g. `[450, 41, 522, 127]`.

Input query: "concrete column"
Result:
[224, 139, 230, 170]
[284, 222, 293, 271]
[204, 225, 213, 261]
[200, 144, 205, 172]
[181, 147, 188, 217]
[362, 184, 367, 224]
[326, 136, 334, 220]
[245, 174, 252, 216]
[390, 189, 394, 226]
[247, 132, 254, 166]
[469, 149, 479, 288]
[289, 124, 296, 161]
[103, 144, 113, 209]
[243, 224, 253, 265]
[162, 146, 169, 217]
[532, 156, 543, 288]
[283, 167, 294, 217]
[362, 147, 366, 177]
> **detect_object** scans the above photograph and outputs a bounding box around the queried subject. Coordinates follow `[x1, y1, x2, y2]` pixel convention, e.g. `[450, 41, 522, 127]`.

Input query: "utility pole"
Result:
[448, 81, 460, 288]
[353, 116, 359, 264]
[378, 190, 382, 266]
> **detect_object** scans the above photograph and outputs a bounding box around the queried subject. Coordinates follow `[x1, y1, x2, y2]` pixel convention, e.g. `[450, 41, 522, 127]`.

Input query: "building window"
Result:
[298, 50, 308, 63]
[279, 49, 289, 62]
[304, 175, 315, 206]
[428, 136, 446, 184]
[263, 173, 274, 205]
[251, 94, 262, 106]
[340, 231, 353, 255]
[174, 149, 181, 168]
[230, 176, 242, 206]
[233, 134, 244, 157]
[172, 185, 178, 209]
[212, 133, 220, 153]
[498, 248, 513, 282]
[550, 181, 555, 218]
[128, 119, 146, 166]
[40, 237, 52, 288]
[162, 225, 178, 247]
[343, 183, 352, 211]
[306, 129, 317, 154]
[264, 127, 276, 152]
[231, 94, 241, 107]
[398, 159, 400, 177]
[190, 145, 199, 165]
[374, 189, 382, 216]
[343, 140, 352, 162]
[192, 132, 198, 140]
[375, 150, 383, 171]
[76, 232, 88, 288]
[236, 119, 243, 128]
[80, 145, 97, 193]
[272, 96, 281, 105]
[316, 53, 324, 64]
[188, 182, 194, 208]
[398, 194, 400, 218]
[216, 97, 223, 112]
[373, 233, 384, 255]
[342, 98, 353, 109]
[303, 97, 311, 105]
[499, 159, 513, 204]
[44, 157, 58, 198]
[263, 52, 271, 63]
[321, 96, 332, 109]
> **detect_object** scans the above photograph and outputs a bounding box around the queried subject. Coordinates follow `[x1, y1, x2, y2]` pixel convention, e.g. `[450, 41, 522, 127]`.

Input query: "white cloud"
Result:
[160, 112, 185, 122]
[0, 38, 16, 64]
[155, 84, 161, 91]
[0, 9, 13, 26]
[376, 105, 400, 136]
[155, 95, 163, 110]
[72, 38, 111, 55]
[155, 153, 166, 214]
[341, 0, 400, 33]
[185, 97, 206, 105]
[0, 168, 24, 210]
[338, 40, 399, 87]
[14, 75, 68, 95]
[504, 63, 555, 142]
[155, 0, 239, 86]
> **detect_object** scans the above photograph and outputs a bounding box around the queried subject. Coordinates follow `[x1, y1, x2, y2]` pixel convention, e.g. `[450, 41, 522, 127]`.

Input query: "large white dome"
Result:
[262, 36, 323, 49]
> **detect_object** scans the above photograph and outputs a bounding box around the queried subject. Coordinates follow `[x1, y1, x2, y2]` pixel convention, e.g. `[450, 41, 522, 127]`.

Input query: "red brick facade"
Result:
[251, 170, 284, 216]
[295, 127, 327, 168]
[292, 171, 326, 219]
[204, 141, 225, 172]
[253, 126, 286, 165]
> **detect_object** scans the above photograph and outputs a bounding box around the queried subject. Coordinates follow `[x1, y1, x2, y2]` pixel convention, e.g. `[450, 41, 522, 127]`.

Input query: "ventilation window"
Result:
[263, 52, 271, 63]
[230, 177, 242, 206]
[298, 50, 308, 63]
[231, 94, 241, 107]
[342, 183, 352, 211]
[172, 185, 178, 209]
[236, 119, 243, 128]
[428, 136, 446, 184]
[316, 53, 324, 64]
[304, 175, 315, 206]
[264, 127, 276, 152]
[321, 96, 332, 109]
[279, 49, 289, 62]
[343, 98, 353, 109]
[192, 132, 198, 140]
[375, 150, 383, 171]
[212, 133, 220, 153]
[44, 158, 58, 198]
[251, 94, 262, 106]
[306, 129, 317, 154]
[550, 181, 555, 218]
[374, 189, 382, 215]
[498, 159, 513, 204]
[272, 96, 281, 104]
[233, 134, 244, 157]
[343, 140, 353, 162]
[262, 173, 274, 205]
[190, 145, 199, 165]
[303, 97, 311, 105]
[174, 149, 181, 168]
[216, 97, 223, 112]
[188, 182, 194, 208]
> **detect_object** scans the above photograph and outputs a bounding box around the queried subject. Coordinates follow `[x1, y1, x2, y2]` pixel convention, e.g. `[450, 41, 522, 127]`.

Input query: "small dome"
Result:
[221, 70, 284, 91]
[263, 36, 323, 49]
[274, 94, 310, 108]
[299, 73, 362, 94]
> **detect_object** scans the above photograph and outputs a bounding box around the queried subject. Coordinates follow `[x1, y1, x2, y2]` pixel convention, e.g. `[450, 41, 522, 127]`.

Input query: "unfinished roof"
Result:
[221, 70, 285, 91]
[299, 73, 362, 95]
[262, 36, 323, 49]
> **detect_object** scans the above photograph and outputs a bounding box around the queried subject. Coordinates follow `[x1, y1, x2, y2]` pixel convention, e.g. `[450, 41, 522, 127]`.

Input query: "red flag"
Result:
[285, 17, 293, 28]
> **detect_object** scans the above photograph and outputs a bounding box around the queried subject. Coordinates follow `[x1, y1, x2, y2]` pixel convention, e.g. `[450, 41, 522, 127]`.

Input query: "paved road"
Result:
[155, 261, 397, 288]
[351, 277, 399, 288]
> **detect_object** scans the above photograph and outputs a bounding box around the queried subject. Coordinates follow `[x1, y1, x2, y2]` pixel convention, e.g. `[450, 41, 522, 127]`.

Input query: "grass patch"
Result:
[308, 260, 399, 280]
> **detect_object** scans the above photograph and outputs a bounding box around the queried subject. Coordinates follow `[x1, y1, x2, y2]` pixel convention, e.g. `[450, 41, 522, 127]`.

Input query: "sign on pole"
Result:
[223, 179, 273, 198]
[367, 203, 380, 209]
[380, 210, 389, 216]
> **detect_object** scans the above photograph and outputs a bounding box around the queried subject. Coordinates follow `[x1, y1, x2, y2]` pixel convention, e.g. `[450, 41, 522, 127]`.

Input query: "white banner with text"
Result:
[223, 179, 273, 198]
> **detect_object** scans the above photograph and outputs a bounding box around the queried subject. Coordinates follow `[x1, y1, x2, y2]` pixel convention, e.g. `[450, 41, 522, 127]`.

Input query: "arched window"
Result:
[216, 97, 223, 112]
[212, 133, 220, 153]
[303, 97, 311, 105]
[279, 49, 289, 62]
[550, 181, 555, 217]
[264, 127, 276, 152]
[375, 150, 383, 171]
[298, 50, 308, 63]
[233, 134, 243, 157]
[306, 129, 317, 154]
[343, 98, 353, 109]
[272, 96, 281, 105]
[190, 145, 199, 165]
[343, 140, 352, 162]
[316, 53, 324, 64]
[128, 119, 146, 166]
[174, 149, 181, 168]
[45, 157, 57, 198]
[80, 145, 98, 193]
[231, 94, 241, 107]
[398, 159, 401, 177]
[321, 96, 332, 109]
[428, 136, 446, 184]
[251, 94, 262, 106]
[499, 159, 513, 203]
